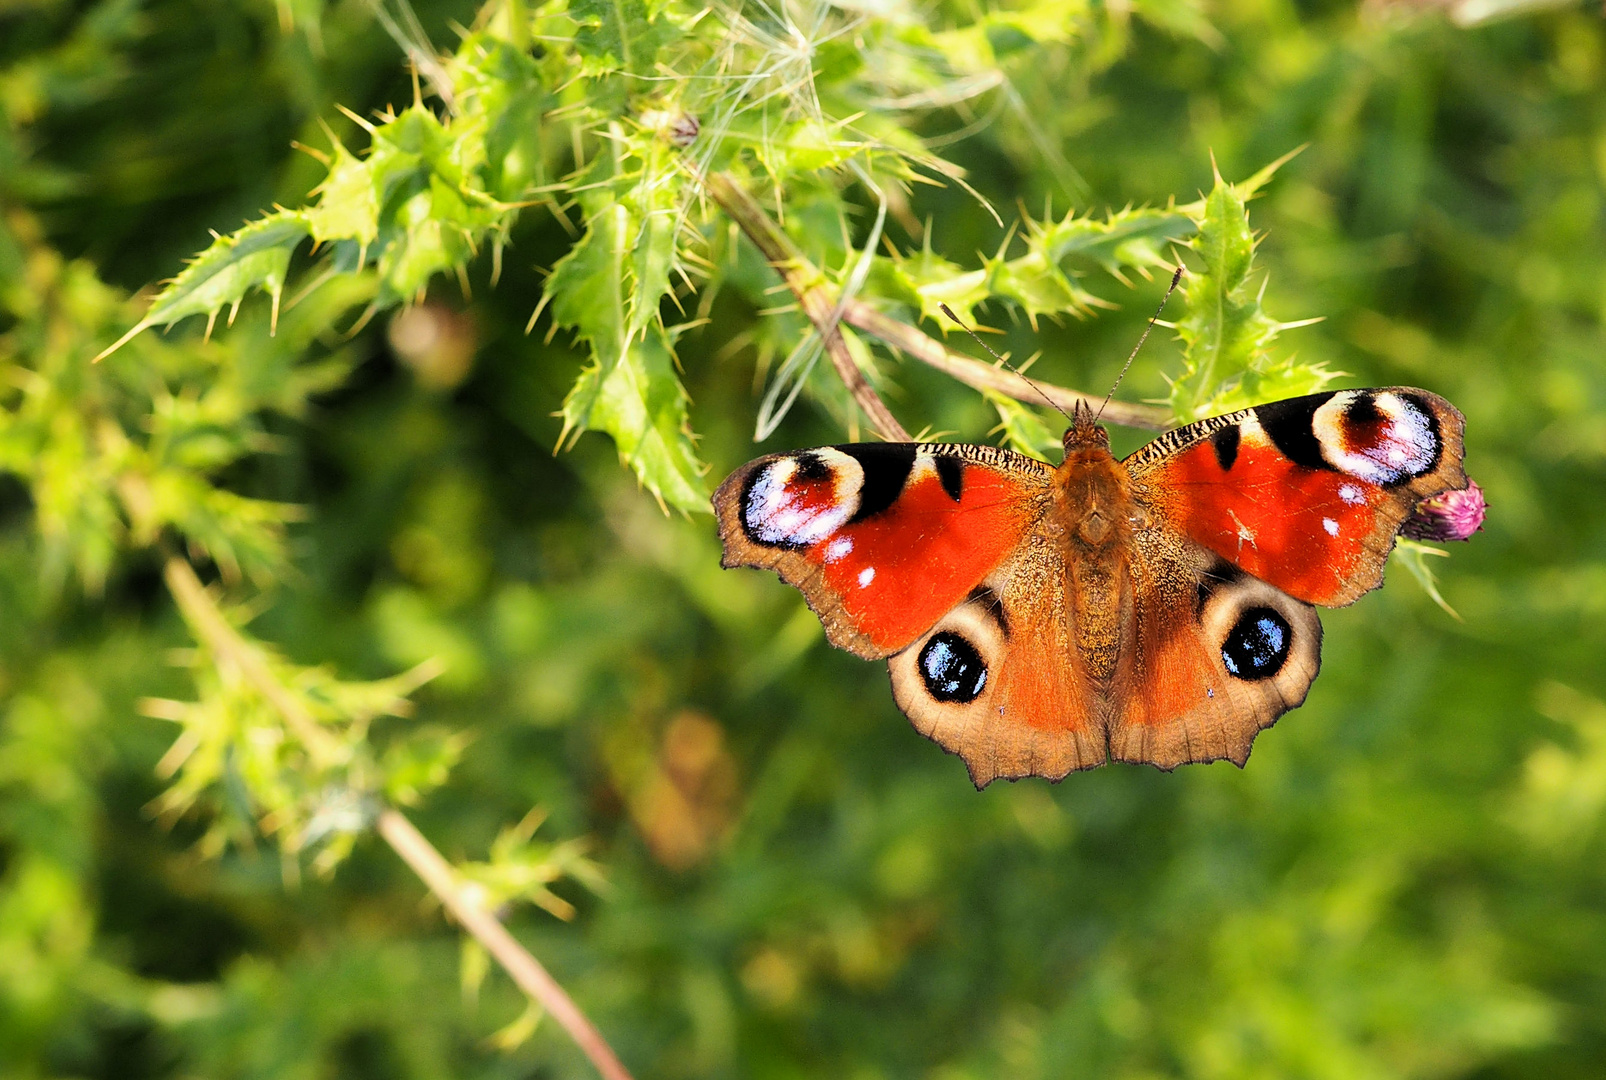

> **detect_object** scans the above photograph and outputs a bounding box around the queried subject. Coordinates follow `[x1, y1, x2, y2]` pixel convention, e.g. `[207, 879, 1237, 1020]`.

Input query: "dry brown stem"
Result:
[705, 172, 1173, 437]
[707, 173, 909, 441]
[378, 809, 634, 1080]
[161, 555, 634, 1080]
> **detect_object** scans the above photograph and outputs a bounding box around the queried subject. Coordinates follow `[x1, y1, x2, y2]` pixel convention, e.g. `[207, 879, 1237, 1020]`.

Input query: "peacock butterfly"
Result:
[713, 388, 1471, 786]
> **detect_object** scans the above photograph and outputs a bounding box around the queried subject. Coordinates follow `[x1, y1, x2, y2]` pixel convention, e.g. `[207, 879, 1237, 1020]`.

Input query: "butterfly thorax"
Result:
[1050, 435, 1130, 549]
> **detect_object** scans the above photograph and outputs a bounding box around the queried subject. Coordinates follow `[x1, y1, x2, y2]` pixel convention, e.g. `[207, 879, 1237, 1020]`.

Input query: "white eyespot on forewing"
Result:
[858, 567, 875, 588]
[741, 448, 864, 547]
[1322, 517, 1339, 537]
[1338, 483, 1365, 505]
[825, 537, 854, 563]
[1312, 391, 1437, 485]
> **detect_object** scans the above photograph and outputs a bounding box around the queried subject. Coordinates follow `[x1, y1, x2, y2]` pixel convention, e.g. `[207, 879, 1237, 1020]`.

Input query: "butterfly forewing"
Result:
[1125, 388, 1468, 607]
[713, 443, 1051, 659]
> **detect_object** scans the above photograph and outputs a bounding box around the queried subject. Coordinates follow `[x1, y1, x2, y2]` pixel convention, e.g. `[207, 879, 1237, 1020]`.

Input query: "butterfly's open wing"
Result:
[1107, 386, 1467, 768]
[886, 534, 1106, 787]
[1107, 529, 1322, 770]
[714, 443, 1051, 658]
[1124, 388, 1468, 606]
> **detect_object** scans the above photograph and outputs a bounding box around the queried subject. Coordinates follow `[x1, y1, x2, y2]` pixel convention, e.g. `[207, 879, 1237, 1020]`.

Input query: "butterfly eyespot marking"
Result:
[1311, 390, 1440, 485]
[1221, 607, 1293, 680]
[740, 448, 864, 548]
[918, 632, 988, 703]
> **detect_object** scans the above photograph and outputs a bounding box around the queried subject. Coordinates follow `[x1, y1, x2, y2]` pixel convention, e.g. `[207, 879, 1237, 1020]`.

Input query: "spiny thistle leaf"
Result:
[1171, 164, 1333, 421]
[305, 136, 380, 247]
[570, 0, 676, 77]
[1029, 205, 1195, 280]
[95, 212, 311, 361]
[984, 248, 1109, 326]
[319, 103, 506, 306]
[550, 148, 705, 512]
[560, 321, 707, 513]
[988, 391, 1062, 458]
[871, 206, 1192, 329]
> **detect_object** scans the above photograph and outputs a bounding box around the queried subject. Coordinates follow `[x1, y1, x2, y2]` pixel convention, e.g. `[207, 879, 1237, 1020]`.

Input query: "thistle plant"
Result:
[4, 0, 1491, 1074]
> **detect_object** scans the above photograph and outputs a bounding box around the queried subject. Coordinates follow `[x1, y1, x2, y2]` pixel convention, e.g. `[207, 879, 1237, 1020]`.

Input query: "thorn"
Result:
[92, 321, 149, 364]
[342, 303, 379, 340]
[525, 290, 554, 334]
[336, 103, 377, 134]
[269, 287, 282, 336]
[290, 140, 330, 166]
[203, 308, 218, 344]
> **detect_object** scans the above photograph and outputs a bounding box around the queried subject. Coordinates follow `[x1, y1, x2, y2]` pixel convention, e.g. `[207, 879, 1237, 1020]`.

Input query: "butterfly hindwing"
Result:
[887, 535, 1104, 787]
[1108, 532, 1322, 770]
[1125, 388, 1467, 606]
[713, 443, 1051, 658]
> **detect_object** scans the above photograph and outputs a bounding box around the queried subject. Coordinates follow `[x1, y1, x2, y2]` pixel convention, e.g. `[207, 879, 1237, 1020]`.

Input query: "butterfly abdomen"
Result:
[1051, 442, 1137, 684]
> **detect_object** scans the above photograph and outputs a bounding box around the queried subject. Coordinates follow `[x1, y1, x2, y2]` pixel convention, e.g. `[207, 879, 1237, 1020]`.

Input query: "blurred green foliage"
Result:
[3, 0, 1606, 1078]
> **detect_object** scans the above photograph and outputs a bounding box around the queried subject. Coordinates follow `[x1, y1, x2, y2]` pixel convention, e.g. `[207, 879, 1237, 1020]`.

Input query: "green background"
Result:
[4, 1, 1606, 1078]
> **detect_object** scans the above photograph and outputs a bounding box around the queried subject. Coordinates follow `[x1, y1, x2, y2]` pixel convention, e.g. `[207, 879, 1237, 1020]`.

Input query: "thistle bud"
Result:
[1402, 480, 1487, 542]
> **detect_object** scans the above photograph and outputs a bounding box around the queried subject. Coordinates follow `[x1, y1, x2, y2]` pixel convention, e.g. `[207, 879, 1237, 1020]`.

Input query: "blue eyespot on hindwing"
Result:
[919, 632, 988, 703]
[1221, 607, 1292, 680]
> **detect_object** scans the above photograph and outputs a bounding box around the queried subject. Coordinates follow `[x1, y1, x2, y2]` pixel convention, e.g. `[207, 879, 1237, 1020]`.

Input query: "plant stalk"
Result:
[706, 173, 909, 441]
[377, 809, 634, 1080]
[706, 172, 1173, 435]
[161, 555, 634, 1080]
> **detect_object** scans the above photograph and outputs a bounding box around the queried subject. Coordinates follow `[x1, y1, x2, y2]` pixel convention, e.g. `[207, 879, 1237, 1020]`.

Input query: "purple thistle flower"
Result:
[1402, 480, 1487, 542]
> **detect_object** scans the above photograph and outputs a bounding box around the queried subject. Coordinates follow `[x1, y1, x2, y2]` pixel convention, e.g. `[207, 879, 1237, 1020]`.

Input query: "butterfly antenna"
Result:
[1095, 264, 1185, 425]
[938, 304, 1072, 422]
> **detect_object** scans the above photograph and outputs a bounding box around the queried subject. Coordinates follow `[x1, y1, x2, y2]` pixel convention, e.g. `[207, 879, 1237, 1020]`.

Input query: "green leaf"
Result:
[549, 150, 706, 512]
[1392, 538, 1462, 621]
[95, 212, 310, 360]
[868, 207, 1193, 329]
[1171, 163, 1316, 421]
[305, 137, 380, 247]
[987, 391, 1061, 459]
[561, 322, 706, 512]
[381, 726, 468, 808]
[985, 249, 1108, 326]
[1029, 205, 1195, 279]
[570, 0, 674, 77]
